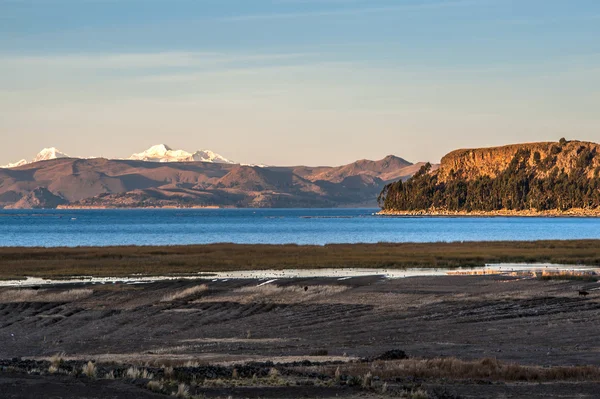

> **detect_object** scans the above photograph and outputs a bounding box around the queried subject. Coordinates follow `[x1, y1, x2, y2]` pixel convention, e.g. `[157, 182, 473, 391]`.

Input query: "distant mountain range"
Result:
[0, 145, 428, 208]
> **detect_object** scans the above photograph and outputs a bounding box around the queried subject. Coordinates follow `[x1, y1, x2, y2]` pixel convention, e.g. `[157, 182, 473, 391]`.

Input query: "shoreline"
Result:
[377, 208, 600, 217]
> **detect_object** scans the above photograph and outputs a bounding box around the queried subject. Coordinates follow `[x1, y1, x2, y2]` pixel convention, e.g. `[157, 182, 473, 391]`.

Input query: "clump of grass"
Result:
[232, 368, 239, 379]
[141, 369, 154, 379]
[175, 383, 190, 398]
[82, 361, 96, 378]
[334, 366, 341, 382]
[49, 352, 65, 368]
[404, 388, 429, 399]
[268, 368, 280, 378]
[126, 366, 141, 379]
[164, 366, 174, 379]
[147, 380, 163, 392]
[104, 370, 115, 379]
[161, 285, 207, 302]
[362, 371, 372, 388]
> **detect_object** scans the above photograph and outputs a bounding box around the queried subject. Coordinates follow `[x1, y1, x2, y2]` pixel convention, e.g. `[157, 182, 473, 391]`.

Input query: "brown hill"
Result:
[6, 187, 67, 209]
[0, 155, 428, 209]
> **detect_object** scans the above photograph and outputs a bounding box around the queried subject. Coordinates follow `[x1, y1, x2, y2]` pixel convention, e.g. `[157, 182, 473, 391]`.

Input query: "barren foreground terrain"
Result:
[1, 273, 600, 398]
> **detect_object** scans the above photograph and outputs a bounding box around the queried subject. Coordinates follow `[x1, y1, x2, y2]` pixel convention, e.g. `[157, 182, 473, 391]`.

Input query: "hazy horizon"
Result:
[2, 0, 599, 166]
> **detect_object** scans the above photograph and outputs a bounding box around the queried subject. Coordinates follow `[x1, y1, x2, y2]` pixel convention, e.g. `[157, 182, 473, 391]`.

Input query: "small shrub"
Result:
[48, 365, 59, 374]
[232, 368, 239, 379]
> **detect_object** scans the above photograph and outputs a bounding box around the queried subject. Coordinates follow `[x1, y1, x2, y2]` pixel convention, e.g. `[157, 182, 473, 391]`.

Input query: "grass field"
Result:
[0, 240, 599, 279]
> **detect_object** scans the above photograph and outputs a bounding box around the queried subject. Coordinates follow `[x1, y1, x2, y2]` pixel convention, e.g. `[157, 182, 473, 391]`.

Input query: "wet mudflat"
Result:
[1, 274, 600, 398]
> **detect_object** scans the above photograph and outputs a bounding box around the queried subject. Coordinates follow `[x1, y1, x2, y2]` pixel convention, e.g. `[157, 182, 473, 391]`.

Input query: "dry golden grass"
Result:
[160, 284, 207, 302]
[333, 357, 600, 382]
[81, 361, 96, 378]
[0, 288, 93, 303]
[1, 240, 599, 279]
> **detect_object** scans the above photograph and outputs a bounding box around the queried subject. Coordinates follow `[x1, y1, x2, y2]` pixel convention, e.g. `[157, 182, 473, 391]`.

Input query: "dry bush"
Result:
[338, 357, 600, 382]
[0, 288, 93, 303]
[82, 361, 96, 378]
[161, 284, 208, 302]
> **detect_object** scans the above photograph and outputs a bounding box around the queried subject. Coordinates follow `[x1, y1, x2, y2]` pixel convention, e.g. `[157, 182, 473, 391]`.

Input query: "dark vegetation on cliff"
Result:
[379, 139, 600, 212]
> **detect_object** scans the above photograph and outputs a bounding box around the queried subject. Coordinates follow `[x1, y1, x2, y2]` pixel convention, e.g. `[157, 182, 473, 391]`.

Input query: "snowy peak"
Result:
[2, 159, 27, 169]
[1, 147, 69, 169]
[129, 144, 234, 164]
[32, 147, 69, 163]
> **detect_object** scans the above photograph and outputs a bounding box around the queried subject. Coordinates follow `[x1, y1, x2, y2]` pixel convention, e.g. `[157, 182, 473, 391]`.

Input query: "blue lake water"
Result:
[1, 209, 600, 247]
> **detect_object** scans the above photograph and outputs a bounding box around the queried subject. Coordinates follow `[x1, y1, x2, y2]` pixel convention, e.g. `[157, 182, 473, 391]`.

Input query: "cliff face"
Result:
[438, 140, 600, 182]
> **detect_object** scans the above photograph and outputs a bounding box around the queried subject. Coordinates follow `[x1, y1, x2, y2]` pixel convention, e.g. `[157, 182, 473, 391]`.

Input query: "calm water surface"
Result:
[1, 208, 600, 247]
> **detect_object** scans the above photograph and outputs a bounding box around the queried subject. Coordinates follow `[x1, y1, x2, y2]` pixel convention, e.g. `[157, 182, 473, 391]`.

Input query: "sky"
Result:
[1, 0, 599, 166]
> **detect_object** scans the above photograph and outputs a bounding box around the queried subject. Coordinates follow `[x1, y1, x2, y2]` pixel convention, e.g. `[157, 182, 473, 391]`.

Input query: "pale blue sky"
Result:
[1, 0, 599, 165]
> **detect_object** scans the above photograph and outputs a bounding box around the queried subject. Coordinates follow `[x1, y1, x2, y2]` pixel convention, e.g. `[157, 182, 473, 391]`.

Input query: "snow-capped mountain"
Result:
[2, 159, 28, 169]
[128, 144, 234, 164]
[32, 147, 69, 163]
[1, 147, 69, 169]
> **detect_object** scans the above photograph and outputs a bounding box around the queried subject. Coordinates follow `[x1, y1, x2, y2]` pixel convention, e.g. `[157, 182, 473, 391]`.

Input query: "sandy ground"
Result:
[1, 274, 600, 397]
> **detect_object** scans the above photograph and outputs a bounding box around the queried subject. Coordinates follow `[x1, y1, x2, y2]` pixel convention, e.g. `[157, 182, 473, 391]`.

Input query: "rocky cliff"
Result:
[380, 139, 600, 215]
[438, 140, 600, 182]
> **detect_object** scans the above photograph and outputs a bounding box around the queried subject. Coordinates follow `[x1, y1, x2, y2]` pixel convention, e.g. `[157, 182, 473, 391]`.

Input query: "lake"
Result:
[1, 208, 600, 247]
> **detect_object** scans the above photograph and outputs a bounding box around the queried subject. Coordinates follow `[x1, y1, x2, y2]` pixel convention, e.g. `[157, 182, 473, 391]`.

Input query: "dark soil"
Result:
[2, 274, 600, 397]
